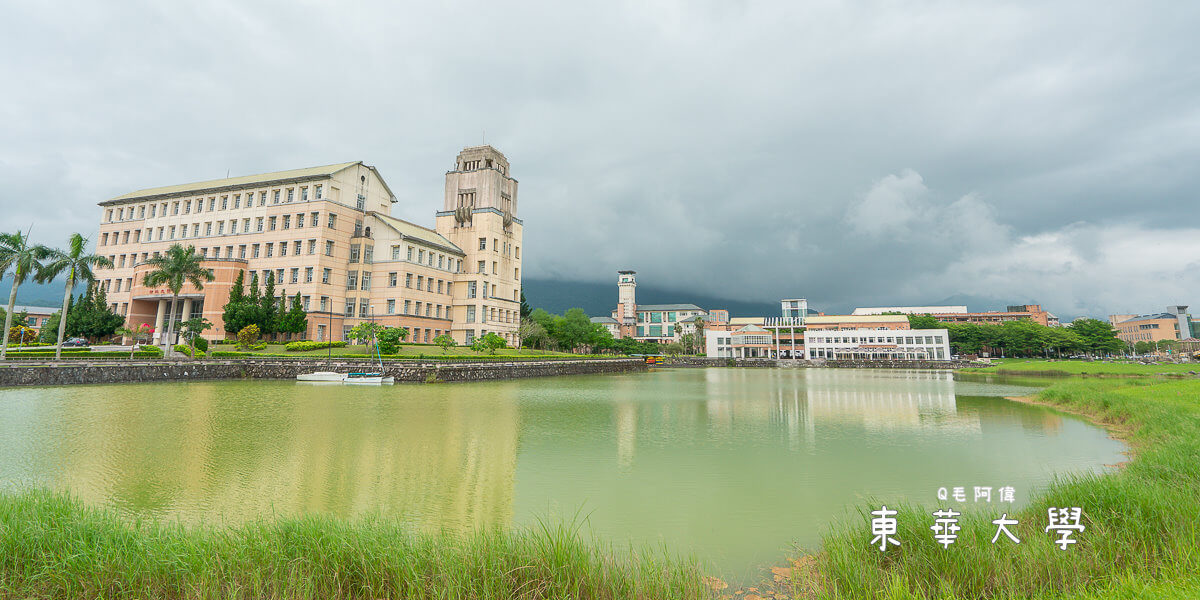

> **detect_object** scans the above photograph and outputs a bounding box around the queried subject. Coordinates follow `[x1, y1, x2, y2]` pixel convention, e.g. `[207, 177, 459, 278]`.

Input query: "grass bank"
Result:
[0, 490, 705, 600]
[805, 376, 1200, 599]
[972, 358, 1199, 376]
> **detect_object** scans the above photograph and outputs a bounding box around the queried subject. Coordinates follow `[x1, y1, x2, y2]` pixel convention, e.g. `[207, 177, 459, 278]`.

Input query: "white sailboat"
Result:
[296, 308, 393, 384]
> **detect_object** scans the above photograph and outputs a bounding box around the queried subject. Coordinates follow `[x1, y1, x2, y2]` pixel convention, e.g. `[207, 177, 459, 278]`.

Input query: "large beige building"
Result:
[94, 146, 522, 346]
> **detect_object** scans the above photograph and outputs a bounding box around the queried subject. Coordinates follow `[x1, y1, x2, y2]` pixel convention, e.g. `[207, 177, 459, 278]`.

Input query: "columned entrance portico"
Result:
[153, 300, 167, 344]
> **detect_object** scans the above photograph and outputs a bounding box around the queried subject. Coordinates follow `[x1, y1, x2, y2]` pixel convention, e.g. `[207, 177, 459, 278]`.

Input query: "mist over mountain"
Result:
[522, 278, 779, 318]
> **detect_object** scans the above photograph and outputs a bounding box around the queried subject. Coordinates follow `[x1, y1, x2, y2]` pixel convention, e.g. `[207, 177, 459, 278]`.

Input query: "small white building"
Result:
[705, 325, 774, 358]
[804, 328, 952, 361]
[589, 316, 620, 337]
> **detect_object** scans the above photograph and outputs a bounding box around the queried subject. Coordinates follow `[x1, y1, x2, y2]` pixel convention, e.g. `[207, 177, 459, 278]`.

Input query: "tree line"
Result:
[221, 270, 308, 340]
[906, 314, 1125, 357]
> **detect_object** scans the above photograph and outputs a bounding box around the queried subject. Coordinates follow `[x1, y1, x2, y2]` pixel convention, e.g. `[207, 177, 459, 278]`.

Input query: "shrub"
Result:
[250, 342, 267, 351]
[376, 327, 408, 355]
[193, 337, 209, 353]
[284, 340, 347, 352]
[236, 325, 260, 350]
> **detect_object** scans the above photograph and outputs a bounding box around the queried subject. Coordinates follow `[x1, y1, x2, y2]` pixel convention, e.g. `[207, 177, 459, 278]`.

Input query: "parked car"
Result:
[62, 337, 89, 348]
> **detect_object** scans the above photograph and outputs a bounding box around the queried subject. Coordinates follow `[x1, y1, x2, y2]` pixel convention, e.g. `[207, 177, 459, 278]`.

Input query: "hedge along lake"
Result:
[0, 367, 1125, 581]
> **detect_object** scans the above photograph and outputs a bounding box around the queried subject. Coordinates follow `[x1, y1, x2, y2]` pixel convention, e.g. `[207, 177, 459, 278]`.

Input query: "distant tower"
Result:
[616, 270, 637, 338]
[435, 145, 522, 346]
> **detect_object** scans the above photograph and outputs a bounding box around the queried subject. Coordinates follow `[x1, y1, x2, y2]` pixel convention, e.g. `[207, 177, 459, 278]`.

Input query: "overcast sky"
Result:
[3, 0, 1198, 318]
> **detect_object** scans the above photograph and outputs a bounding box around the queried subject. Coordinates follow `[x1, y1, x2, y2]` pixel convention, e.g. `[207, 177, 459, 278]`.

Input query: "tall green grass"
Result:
[812, 378, 1200, 599]
[0, 490, 705, 599]
[974, 358, 1200, 376]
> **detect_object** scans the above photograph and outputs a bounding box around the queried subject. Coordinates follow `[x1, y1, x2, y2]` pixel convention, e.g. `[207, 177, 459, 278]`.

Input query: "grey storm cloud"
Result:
[2, 0, 1199, 318]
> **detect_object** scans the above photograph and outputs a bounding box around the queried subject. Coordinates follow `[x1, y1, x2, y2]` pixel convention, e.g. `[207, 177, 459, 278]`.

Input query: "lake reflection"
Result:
[0, 368, 1123, 579]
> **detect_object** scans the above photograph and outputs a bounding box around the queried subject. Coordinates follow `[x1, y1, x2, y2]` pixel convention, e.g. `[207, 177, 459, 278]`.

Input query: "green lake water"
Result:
[0, 368, 1124, 580]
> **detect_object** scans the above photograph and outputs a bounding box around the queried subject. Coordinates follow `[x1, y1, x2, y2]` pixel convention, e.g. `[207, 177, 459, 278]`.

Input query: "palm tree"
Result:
[141, 244, 214, 352]
[0, 230, 50, 360]
[37, 233, 113, 360]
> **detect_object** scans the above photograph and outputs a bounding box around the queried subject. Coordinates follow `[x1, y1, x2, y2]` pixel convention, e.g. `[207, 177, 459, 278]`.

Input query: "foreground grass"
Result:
[972, 358, 1200, 376]
[0, 490, 705, 600]
[809, 377, 1200, 599]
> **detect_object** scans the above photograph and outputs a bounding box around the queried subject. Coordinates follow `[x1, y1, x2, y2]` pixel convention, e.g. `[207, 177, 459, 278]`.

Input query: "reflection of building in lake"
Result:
[803, 369, 979, 432]
[48, 383, 520, 530]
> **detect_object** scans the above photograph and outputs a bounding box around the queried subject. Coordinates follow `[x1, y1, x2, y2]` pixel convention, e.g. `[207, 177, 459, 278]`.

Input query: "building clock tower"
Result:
[435, 146, 523, 346]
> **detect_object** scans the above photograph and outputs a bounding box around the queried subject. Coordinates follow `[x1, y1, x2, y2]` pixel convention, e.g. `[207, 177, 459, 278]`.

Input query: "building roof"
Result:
[370, 213, 464, 255]
[734, 324, 769, 333]
[6, 305, 58, 315]
[1116, 313, 1178, 324]
[806, 314, 910, 325]
[637, 303, 704, 311]
[590, 316, 618, 324]
[102, 161, 396, 204]
[729, 317, 765, 325]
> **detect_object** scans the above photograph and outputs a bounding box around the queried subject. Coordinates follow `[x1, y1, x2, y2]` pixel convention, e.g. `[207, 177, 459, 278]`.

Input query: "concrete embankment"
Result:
[0, 358, 648, 387]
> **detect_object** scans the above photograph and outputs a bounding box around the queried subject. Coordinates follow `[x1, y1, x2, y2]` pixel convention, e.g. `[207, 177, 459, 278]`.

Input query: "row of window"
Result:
[101, 212, 336, 246]
[464, 305, 518, 325]
[807, 335, 946, 345]
[104, 185, 326, 223]
[637, 310, 702, 324]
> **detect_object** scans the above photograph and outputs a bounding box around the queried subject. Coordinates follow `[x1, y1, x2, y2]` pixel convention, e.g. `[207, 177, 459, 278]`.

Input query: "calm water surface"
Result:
[0, 368, 1124, 579]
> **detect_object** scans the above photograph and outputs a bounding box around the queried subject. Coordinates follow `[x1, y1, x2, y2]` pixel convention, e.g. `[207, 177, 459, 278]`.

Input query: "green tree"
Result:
[0, 230, 50, 359]
[518, 319, 549, 350]
[519, 291, 532, 319]
[1068, 318, 1123, 356]
[277, 293, 308, 339]
[555, 308, 594, 352]
[37, 312, 61, 345]
[433, 333, 456, 354]
[376, 326, 409, 354]
[141, 244, 214, 350]
[471, 332, 506, 354]
[348, 322, 384, 351]
[236, 324, 260, 350]
[37, 233, 113, 359]
[1134, 340, 1152, 355]
[662, 342, 684, 356]
[259, 271, 279, 337]
[181, 317, 213, 357]
[908, 314, 942, 330]
[222, 270, 249, 336]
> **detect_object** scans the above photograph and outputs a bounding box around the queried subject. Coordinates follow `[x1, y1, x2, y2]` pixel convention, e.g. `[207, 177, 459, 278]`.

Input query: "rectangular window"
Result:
[265, 243, 273, 258]
[290, 268, 299, 283]
[349, 245, 360, 263]
[252, 244, 260, 258]
[273, 190, 281, 204]
[405, 273, 412, 288]
[388, 272, 397, 287]
[359, 302, 369, 318]
[303, 296, 310, 311]
[479, 237, 487, 250]
[315, 185, 322, 199]
[301, 187, 308, 202]
[287, 188, 294, 203]
[296, 213, 304, 228]
[328, 213, 337, 228]
[387, 299, 395, 314]
[347, 271, 358, 290]
[404, 300, 411, 314]
[467, 281, 477, 298]
[307, 239, 316, 254]
[364, 247, 373, 264]
[361, 272, 371, 291]
[239, 245, 247, 258]
[466, 306, 475, 323]
[478, 260, 486, 274]
[283, 215, 290, 229]
[268, 216, 277, 231]
[344, 298, 355, 317]
[310, 212, 319, 227]
[322, 268, 331, 284]
[305, 267, 313, 283]
[407, 246, 413, 260]
[256, 217, 264, 232]
[325, 241, 334, 256]
[233, 195, 241, 209]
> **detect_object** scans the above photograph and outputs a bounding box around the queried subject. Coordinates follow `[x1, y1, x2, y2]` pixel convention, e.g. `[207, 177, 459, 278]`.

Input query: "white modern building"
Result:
[705, 326, 775, 358]
[804, 328, 952, 360]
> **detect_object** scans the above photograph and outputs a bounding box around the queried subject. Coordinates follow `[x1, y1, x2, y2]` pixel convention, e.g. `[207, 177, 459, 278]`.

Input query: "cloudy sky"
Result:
[3, 0, 1198, 318]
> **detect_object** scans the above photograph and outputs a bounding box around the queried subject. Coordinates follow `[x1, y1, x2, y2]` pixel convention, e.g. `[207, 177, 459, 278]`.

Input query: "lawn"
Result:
[799, 375, 1200, 599]
[972, 358, 1200, 376]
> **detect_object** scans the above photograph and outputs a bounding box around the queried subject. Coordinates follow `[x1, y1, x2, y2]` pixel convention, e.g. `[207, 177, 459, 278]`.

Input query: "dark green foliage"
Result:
[64, 284, 123, 340]
[376, 327, 409, 355]
[284, 340, 347, 351]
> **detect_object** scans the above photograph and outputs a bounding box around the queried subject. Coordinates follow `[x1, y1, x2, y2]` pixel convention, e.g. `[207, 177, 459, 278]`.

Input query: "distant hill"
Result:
[522, 277, 778, 318]
[0, 280, 65, 309]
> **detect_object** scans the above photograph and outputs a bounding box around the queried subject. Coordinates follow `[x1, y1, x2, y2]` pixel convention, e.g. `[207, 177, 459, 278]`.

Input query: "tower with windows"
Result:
[616, 270, 637, 338]
[435, 146, 523, 346]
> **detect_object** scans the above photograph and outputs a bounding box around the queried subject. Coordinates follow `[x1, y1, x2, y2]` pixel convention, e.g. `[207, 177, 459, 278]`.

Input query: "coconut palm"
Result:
[0, 230, 50, 360]
[141, 244, 214, 351]
[37, 233, 113, 360]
